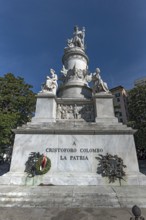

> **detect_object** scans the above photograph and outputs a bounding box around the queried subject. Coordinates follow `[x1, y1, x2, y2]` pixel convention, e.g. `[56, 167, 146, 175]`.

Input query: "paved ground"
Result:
[0, 207, 146, 220]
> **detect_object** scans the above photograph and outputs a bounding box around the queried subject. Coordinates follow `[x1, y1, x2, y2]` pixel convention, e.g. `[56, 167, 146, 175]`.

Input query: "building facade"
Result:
[110, 86, 128, 124]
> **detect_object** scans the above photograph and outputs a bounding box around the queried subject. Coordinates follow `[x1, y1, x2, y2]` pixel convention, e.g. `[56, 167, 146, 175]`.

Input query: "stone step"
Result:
[0, 186, 146, 208]
[0, 186, 119, 208]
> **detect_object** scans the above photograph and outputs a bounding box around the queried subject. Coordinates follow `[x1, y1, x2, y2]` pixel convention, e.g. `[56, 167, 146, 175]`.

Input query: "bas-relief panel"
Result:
[57, 104, 95, 122]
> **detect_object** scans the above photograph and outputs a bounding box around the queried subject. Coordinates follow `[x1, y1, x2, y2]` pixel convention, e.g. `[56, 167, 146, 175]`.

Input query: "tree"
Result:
[0, 73, 36, 158]
[128, 84, 146, 151]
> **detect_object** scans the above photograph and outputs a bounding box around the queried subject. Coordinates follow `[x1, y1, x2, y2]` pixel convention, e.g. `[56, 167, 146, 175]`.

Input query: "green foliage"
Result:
[0, 73, 36, 153]
[0, 113, 19, 147]
[128, 85, 146, 149]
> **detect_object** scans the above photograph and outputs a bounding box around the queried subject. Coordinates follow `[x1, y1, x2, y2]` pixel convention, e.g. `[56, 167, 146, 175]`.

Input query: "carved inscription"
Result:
[46, 147, 103, 161]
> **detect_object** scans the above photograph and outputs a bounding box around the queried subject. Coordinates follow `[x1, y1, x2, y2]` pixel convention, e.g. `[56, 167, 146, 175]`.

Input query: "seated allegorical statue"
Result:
[92, 68, 109, 94]
[41, 68, 58, 94]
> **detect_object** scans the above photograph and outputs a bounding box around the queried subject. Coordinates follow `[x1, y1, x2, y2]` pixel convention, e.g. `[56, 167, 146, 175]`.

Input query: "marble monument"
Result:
[1, 26, 146, 186]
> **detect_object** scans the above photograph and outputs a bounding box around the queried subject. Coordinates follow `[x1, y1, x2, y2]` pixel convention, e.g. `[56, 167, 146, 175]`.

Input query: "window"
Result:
[115, 93, 120, 97]
[119, 112, 122, 116]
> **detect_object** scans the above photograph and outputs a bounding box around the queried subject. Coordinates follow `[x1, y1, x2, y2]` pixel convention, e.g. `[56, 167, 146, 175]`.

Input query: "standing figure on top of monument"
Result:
[41, 68, 58, 94]
[67, 26, 85, 50]
[73, 26, 85, 49]
[92, 68, 109, 94]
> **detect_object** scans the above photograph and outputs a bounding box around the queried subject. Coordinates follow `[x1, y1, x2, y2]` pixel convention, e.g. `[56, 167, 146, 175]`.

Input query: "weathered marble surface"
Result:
[1, 185, 146, 208]
[18, 120, 134, 134]
[10, 134, 139, 173]
[4, 131, 143, 186]
[58, 85, 92, 98]
[32, 93, 56, 123]
[62, 47, 89, 71]
[93, 93, 118, 123]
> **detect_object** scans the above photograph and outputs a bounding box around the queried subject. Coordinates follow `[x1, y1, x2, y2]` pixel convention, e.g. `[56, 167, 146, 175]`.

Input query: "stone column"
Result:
[93, 93, 118, 123]
[32, 93, 57, 123]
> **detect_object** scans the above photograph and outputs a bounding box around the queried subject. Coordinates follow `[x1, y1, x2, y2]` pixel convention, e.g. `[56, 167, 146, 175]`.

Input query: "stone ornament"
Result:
[92, 68, 109, 94]
[130, 205, 145, 220]
[57, 104, 95, 122]
[60, 65, 89, 84]
[61, 65, 68, 77]
[67, 26, 85, 50]
[41, 69, 58, 94]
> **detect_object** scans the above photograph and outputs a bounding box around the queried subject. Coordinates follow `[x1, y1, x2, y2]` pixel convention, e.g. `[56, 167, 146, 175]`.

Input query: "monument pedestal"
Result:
[1, 26, 146, 187]
[94, 93, 118, 123]
[1, 119, 145, 186]
[32, 93, 56, 123]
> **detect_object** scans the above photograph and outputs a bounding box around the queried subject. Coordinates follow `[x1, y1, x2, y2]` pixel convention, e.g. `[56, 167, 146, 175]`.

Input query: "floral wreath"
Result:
[95, 153, 126, 185]
[25, 152, 51, 177]
[35, 155, 51, 175]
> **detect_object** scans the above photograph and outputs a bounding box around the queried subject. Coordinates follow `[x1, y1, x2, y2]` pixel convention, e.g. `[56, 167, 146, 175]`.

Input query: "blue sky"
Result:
[0, 0, 146, 92]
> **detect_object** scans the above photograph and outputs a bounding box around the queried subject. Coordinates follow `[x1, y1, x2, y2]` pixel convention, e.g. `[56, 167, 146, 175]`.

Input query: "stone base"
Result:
[1, 171, 146, 186]
[31, 92, 57, 123]
[95, 117, 118, 123]
[1, 184, 146, 208]
[58, 84, 92, 99]
[10, 118, 140, 187]
[2, 182, 146, 209]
